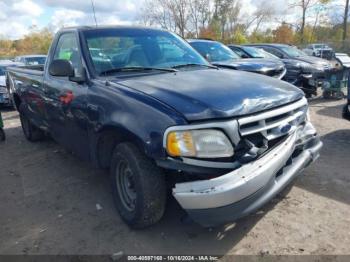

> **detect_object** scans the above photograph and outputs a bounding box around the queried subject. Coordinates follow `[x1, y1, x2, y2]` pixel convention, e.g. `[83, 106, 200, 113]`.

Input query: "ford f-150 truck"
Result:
[7, 26, 322, 229]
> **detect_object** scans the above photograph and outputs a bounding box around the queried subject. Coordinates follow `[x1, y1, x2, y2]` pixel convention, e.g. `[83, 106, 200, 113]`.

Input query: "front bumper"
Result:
[173, 122, 322, 227]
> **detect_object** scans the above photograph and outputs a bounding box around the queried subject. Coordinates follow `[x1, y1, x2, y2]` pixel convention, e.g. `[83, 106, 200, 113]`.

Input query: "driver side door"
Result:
[44, 32, 90, 160]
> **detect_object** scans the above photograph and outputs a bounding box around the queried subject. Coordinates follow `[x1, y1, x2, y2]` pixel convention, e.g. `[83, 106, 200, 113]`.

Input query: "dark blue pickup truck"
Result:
[7, 26, 322, 228]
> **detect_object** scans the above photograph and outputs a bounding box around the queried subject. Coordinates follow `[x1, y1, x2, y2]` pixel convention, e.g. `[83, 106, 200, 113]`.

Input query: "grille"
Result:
[238, 97, 308, 141]
[321, 63, 330, 70]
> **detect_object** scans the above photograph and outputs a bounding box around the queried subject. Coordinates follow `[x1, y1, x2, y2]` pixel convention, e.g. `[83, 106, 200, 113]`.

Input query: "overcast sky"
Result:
[0, 0, 341, 40]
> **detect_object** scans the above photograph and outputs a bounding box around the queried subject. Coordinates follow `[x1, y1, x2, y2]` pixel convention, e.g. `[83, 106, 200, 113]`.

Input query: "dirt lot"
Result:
[0, 98, 350, 256]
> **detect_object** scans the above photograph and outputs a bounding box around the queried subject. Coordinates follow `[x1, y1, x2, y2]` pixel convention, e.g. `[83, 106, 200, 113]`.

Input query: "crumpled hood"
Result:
[114, 69, 304, 121]
[295, 56, 330, 66]
[213, 58, 285, 73]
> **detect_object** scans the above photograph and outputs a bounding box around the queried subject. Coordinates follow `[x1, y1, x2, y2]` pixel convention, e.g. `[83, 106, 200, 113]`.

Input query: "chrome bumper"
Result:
[173, 122, 322, 225]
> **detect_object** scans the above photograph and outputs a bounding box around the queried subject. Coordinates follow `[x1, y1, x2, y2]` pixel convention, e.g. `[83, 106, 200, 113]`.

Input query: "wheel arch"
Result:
[92, 124, 147, 169]
[13, 93, 22, 111]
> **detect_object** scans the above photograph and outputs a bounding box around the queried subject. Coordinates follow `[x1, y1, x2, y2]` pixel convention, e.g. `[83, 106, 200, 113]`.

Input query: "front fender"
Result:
[87, 81, 187, 160]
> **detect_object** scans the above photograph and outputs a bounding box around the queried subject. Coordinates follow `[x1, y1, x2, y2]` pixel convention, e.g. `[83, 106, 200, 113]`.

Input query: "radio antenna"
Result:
[91, 0, 98, 27]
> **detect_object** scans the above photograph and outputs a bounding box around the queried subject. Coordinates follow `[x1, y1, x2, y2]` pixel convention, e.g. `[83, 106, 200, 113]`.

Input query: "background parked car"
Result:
[14, 54, 47, 65]
[303, 43, 334, 60]
[245, 44, 334, 97]
[188, 39, 286, 79]
[0, 60, 23, 107]
[228, 45, 279, 60]
[228, 44, 318, 97]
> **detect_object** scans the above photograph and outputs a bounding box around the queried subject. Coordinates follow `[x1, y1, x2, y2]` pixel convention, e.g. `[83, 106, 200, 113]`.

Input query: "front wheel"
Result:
[110, 142, 166, 229]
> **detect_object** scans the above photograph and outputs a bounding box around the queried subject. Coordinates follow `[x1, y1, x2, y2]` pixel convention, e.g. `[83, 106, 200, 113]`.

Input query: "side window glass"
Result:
[158, 38, 186, 62]
[264, 47, 283, 59]
[53, 33, 82, 76]
[233, 49, 245, 57]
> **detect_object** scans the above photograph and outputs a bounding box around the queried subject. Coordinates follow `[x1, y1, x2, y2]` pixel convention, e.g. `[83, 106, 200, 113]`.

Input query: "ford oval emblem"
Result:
[280, 124, 292, 134]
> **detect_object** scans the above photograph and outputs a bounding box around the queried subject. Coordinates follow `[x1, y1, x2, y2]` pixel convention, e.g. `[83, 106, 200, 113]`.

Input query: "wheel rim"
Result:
[116, 160, 137, 212]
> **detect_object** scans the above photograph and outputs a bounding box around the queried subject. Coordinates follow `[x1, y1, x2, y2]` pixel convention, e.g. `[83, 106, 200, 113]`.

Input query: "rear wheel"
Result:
[110, 142, 166, 229]
[0, 128, 5, 141]
[335, 91, 345, 100]
[323, 90, 331, 99]
[19, 109, 44, 142]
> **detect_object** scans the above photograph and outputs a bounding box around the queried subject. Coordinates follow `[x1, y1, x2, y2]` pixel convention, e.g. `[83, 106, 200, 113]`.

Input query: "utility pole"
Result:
[91, 0, 98, 27]
[343, 0, 350, 41]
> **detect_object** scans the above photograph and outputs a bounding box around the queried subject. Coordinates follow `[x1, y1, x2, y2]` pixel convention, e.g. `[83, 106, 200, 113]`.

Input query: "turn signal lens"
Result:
[166, 131, 196, 157]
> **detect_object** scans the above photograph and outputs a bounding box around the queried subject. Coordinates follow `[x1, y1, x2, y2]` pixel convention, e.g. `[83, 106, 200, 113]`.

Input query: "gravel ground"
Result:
[0, 98, 349, 256]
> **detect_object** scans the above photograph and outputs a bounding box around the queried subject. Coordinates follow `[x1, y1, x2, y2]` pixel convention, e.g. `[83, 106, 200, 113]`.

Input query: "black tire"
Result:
[335, 91, 345, 100]
[0, 128, 5, 141]
[343, 105, 350, 120]
[323, 90, 331, 99]
[110, 142, 166, 229]
[19, 109, 45, 142]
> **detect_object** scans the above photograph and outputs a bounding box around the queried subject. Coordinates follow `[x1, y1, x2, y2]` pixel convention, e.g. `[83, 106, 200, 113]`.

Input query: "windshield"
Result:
[280, 46, 307, 58]
[314, 44, 329, 49]
[189, 41, 240, 62]
[242, 46, 279, 59]
[25, 57, 46, 65]
[83, 28, 209, 74]
[241, 46, 268, 58]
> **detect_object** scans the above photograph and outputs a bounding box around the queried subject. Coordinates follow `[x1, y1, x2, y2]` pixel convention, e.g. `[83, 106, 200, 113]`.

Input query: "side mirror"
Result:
[241, 54, 249, 59]
[49, 59, 74, 77]
[205, 53, 211, 62]
[69, 68, 87, 84]
[49, 59, 86, 84]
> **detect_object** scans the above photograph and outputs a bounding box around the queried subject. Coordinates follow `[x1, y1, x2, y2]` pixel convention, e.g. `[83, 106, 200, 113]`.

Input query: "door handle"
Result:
[59, 90, 74, 105]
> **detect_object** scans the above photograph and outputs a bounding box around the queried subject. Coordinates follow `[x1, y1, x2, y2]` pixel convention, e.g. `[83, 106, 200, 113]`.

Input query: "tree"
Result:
[167, 0, 190, 37]
[0, 27, 53, 58]
[189, 0, 212, 38]
[243, 1, 277, 34]
[141, 0, 190, 37]
[290, 0, 316, 43]
[140, 0, 177, 32]
[290, 0, 331, 43]
[273, 22, 296, 44]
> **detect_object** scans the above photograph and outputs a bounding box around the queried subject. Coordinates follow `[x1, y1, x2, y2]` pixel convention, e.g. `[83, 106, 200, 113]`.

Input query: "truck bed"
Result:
[7, 64, 44, 76]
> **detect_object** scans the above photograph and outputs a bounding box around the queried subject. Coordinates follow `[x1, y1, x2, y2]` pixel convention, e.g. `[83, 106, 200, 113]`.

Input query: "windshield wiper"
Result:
[99, 66, 178, 76]
[172, 63, 218, 69]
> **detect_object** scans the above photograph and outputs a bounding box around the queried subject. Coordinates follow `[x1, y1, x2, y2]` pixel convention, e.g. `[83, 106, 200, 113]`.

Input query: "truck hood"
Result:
[115, 69, 304, 121]
[294, 55, 330, 67]
[212, 58, 285, 73]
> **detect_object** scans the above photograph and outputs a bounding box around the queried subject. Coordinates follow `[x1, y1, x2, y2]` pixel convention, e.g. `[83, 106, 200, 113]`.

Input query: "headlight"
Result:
[166, 129, 234, 158]
[296, 61, 314, 72]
